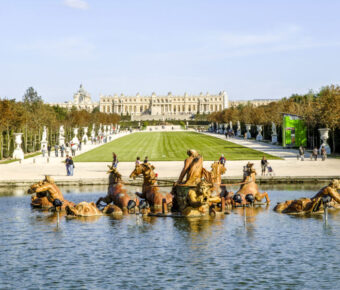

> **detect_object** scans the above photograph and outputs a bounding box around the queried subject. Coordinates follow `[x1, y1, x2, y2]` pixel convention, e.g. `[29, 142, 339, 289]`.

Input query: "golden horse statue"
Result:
[129, 163, 173, 213]
[274, 179, 340, 215]
[231, 162, 270, 206]
[203, 161, 227, 196]
[28, 176, 74, 210]
[96, 166, 138, 214]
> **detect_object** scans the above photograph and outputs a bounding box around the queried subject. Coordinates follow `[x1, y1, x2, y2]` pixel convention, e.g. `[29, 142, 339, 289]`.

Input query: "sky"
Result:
[1, 0, 340, 102]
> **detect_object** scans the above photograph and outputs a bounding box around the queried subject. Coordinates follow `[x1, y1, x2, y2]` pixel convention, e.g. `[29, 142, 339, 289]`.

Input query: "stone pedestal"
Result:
[271, 122, 277, 144]
[256, 125, 263, 141]
[245, 124, 252, 139]
[236, 121, 241, 136]
[271, 135, 278, 144]
[318, 128, 331, 154]
[13, 133, 24, 160]
[58, 136, 65, 146]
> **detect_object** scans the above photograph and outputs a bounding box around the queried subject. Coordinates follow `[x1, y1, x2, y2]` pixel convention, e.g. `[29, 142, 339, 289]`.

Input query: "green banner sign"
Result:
[282, 114, 307, 148]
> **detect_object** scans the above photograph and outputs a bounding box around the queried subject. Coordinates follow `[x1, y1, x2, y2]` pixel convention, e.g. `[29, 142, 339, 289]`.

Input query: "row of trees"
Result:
[0, 87, 120, 159]
[208, 85, 340, 153]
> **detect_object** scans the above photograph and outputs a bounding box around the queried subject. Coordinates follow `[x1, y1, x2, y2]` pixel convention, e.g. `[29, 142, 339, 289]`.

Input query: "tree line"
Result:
[0, 87, 120, 159]
[208, 85, 340, 153]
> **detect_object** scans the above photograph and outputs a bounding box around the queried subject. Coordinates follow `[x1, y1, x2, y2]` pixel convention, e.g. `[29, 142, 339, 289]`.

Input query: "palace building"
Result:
[50, 85, 228, 120]
[50, 84, 98, 112]
[99, 91, 228, 120]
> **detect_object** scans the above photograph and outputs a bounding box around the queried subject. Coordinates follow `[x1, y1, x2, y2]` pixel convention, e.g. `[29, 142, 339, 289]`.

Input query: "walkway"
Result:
[0, 131, 339, 186]
[203, 132, 299, 159]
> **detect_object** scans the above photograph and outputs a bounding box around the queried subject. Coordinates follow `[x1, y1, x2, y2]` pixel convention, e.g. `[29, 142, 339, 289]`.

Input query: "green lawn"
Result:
[74, 132, 281, 162]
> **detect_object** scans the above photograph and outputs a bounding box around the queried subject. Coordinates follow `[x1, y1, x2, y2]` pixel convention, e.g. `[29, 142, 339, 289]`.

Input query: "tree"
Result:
[23, 87, 42, 105]
[317, 85, 340, 153]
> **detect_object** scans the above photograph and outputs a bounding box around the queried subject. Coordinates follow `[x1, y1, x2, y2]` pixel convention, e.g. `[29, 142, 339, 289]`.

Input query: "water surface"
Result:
[1, 184, 340, 289]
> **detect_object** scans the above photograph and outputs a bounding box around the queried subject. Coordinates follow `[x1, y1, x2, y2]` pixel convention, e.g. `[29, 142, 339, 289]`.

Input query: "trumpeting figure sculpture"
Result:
[28, 176, 74, 210]
[274, 179, 340, 215]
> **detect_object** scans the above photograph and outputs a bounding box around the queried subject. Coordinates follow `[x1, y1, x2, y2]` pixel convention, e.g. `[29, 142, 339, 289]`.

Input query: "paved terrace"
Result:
[0, 131, 339, 186]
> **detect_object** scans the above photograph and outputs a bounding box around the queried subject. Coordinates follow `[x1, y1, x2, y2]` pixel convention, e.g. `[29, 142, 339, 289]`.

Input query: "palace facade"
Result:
[99, 91, 228, 120]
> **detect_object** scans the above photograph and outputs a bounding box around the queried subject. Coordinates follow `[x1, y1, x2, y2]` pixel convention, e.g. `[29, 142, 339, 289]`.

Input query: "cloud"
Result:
[63, 0, 89, 10]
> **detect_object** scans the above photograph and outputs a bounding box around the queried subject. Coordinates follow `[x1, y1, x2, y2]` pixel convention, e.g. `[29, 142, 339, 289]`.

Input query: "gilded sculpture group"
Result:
[28, 149, 340, 218]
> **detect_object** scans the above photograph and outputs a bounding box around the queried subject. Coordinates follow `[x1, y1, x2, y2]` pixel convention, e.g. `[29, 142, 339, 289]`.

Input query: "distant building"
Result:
[229, 99, 278, 108]
[50, 84, 98, 112]
[99, 91, 228, 121]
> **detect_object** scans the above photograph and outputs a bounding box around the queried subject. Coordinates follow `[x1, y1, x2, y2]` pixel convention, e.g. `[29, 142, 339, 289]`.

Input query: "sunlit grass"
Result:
[74, 132, 281, 162]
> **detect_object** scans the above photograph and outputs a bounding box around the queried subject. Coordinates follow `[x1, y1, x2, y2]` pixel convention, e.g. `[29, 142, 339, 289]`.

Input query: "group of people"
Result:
[65, 155, 75, 176]
[132, 155, 149, 166]
[42, 142, 83, 158]
[298, 146, 327, 161]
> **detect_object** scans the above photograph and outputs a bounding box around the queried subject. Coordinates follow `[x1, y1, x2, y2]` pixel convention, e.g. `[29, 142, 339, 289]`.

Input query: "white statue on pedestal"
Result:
[271, 122, 278, 144]
[318, 128, 331, 154]
[245, 124, 252, 139]
[82, 127, 88, 144]
[42, 126, 47, 142]
[256, 125, 263, 141]
[237, 121, 241, 136]
[41, 126, 48, 154]
[13, 133, 24, 160]
[98, 124, 102, 138]
[91, 124, 96, 141]
[71, 128, 79, 146]
[59, 125, 65, 146]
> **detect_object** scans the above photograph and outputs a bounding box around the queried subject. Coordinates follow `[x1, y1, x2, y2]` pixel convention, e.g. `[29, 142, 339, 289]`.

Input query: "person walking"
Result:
[54, 144, 59, 157]
[60, 144, 65, 158]
[312, 147, 318, 161]
[135, 156, 140, 166]
[219, 154, 226, 165]
[68, 156, 74, 176]
[261, 156, 268, 175]
[112, 152, 118, 168]
[65, 155, 70, 176]
[71, 143, 76, 157]
[47, 145, 51, 157]
[298, 146, 305, 161]
[321, 146, 327, 161]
